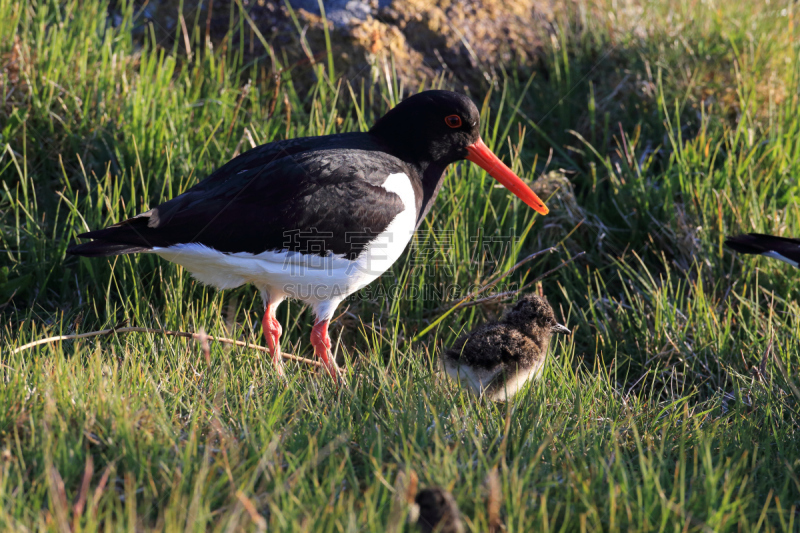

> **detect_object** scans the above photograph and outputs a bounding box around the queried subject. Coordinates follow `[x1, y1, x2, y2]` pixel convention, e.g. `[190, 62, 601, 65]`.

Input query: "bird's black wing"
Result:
[725, 233, 800, 267]
[68, 135, 413, 260]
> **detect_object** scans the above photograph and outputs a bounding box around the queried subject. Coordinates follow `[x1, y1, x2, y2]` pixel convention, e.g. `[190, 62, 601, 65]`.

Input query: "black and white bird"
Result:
[68, 90, 550, 381]
[410, 487, 464, 533]
[725, 233, 800, 268]
[442, 295, 570, 401]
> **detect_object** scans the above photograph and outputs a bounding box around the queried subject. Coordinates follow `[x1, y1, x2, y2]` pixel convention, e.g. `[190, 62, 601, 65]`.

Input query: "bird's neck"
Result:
[414, 160, 449, 228]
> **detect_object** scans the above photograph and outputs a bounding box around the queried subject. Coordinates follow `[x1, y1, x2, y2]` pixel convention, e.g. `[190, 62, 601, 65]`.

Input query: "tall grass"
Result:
[1, 0, 799, 530]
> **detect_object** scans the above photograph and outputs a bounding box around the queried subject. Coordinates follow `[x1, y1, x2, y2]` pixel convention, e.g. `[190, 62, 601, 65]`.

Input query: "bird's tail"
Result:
[67, 239, 151, 257]
[67, 215, 155, 257]
[724, 233, 800, 267]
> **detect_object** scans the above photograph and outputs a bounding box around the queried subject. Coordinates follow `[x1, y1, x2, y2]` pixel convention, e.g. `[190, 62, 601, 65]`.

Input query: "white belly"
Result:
[443, 360, 545, 402]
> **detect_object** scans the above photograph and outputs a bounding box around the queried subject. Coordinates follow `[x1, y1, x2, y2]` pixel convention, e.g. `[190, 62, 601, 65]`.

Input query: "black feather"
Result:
[67, 240, 150, 257]
[725, 233, 800, 267]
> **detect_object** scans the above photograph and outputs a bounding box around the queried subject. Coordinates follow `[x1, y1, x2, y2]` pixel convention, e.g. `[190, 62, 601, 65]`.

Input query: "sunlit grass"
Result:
[1, 0, 799, 530]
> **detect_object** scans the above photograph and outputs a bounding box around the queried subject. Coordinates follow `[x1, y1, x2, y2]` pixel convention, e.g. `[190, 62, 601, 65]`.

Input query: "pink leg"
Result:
[262, 302, 284, 376]
[310, 320, 342, 382]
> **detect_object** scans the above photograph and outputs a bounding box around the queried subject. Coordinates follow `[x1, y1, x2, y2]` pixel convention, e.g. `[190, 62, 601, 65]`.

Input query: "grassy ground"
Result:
[2, 0, 800, 530]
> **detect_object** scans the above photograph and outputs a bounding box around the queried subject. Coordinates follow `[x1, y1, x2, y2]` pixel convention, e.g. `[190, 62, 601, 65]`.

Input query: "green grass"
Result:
[1, 0, 800, 530]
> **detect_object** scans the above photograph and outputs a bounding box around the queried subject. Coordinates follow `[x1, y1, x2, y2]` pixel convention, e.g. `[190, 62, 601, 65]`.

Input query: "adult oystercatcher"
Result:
[68, 90, 549, 381]
[725, 233, 800, 268]
[442, 295, 569, 401]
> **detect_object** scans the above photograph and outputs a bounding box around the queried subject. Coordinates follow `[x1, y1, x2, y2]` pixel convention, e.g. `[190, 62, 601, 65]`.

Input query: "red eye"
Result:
[445, 115, 462, 128]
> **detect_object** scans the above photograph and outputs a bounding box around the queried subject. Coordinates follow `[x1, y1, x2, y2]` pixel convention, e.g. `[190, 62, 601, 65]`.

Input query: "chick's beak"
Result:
[551, 323, 571, 335]
[465, 137, 549, 215]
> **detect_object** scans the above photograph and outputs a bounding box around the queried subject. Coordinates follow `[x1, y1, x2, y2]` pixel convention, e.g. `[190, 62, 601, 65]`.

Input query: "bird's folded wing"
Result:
[71, 144, 408, 260]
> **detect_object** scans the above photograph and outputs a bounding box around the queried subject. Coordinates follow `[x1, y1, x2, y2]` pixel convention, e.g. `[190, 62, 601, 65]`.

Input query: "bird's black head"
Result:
[369, 90, 480, 165]
[370, 90, 549, 215]
[503, 295, 571, 339]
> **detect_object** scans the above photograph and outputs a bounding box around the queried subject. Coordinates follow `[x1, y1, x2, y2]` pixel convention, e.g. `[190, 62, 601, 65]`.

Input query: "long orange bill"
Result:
[465, 137, 549, 215]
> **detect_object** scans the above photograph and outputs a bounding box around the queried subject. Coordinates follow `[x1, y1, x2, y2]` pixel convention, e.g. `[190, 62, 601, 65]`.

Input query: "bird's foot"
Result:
[262, 305, 285, 378]
[310, 320, 344, 385]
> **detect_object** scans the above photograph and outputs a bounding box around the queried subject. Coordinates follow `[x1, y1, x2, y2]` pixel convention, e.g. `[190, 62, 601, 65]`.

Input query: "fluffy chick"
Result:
[442, 295, 570, 401]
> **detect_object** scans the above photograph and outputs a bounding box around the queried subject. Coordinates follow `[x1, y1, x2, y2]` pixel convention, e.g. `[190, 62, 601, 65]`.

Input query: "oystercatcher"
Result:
[68, 90, 549, 381]
[442, 295, 569, 401]
[725, 233, 800, 268]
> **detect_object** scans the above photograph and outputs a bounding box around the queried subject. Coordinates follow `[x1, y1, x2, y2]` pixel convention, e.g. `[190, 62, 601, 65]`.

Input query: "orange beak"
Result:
[465, 137, 549, 215]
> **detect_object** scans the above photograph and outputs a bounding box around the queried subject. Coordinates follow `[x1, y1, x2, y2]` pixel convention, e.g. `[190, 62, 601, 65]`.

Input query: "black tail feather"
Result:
[725, 233, 800, 267]
[68, 212, 160, 257]
[67, 240, 151, 257]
